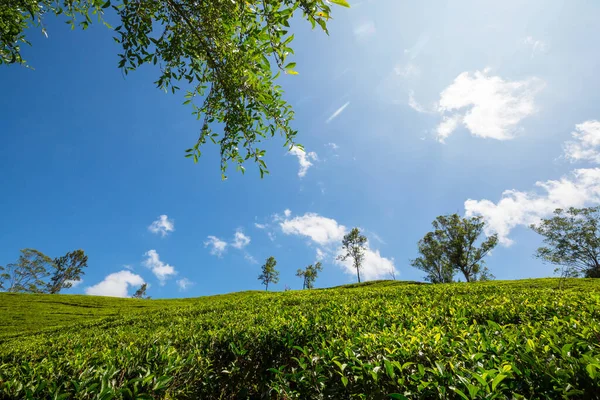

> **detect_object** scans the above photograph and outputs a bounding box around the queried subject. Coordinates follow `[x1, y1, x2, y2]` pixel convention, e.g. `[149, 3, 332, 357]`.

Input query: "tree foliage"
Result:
[337, 228, 367, 283]
[410, 232, 454, 284]
[531, 207, 600, 278]
[1, 248, 89, 293]
[296, 261, 323, 289]
[0, 248, 53, 293]
[258, 256, 279, 291]
[1, 0, 349, 177]
[413, 214, 498, 283]
[47, 249, 88, 294]
[132, 283, 150, 299]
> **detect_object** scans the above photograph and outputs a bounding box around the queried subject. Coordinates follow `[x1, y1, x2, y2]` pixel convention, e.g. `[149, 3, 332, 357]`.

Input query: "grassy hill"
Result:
[1, 279, 599, 399]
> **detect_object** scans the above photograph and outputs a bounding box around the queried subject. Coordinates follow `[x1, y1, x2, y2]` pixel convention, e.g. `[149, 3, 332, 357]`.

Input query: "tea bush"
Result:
[0, 279, 599, 399]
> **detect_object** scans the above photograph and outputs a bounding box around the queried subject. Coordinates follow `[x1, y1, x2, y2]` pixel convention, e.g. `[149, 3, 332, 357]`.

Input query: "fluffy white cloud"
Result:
[465, 168, 600, 246]
[436, 114, 462, 142]
[564, 120, 600, 164]
[335, 248, 397, 281]
[85, 270, 144, 297]
[204, 235, 227, 257]
[284, 209, 292, 217]
[232, 229, 251, 249]
[289, 146, 318, 178]
[280, 212, 347, 245]
[280, 212, 397, 280]
[326, 101, 350, 123]
[176, 278, 193, 291]
[143, 250, 177, 285]
[254, 223, 267, 229]
[436, 69, 544, 141]
[148, 215, 175, 237]
[325, 143, 339, 150]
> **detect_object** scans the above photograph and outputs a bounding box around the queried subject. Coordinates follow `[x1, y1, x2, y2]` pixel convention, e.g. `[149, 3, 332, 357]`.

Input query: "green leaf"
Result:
[330, 0, 351, 7]
[491, 373, 507, 391]
[286, 70, 299, 75]
[388, 394, 408, 400]
[284, 62, 296, 69]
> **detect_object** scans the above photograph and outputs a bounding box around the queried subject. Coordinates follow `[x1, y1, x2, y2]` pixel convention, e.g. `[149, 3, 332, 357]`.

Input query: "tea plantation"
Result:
[1, 279, 599, 399]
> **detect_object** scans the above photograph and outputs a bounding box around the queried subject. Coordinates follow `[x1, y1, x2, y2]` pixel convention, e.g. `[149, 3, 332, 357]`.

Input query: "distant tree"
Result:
[0, 249, 53, 292]
[47, 249, 88, 294]
[410, 232, 454, 283]
[296, 262, 323, 289]
[413, 214, 498, 283]
[132, 283, 150, 299]
[531, 207, 600, 278]
[337, 228, 367, 283]
[1, 0, 349, 177]
[258, 256, 279, 291]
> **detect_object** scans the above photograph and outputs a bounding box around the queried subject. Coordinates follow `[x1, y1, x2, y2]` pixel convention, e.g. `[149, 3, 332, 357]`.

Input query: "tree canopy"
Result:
[296, 261, 322, 289]
[1, 0, 349, 177]
[412, 214, 497, 283]
[531, 207, 600, 278]
[337, 228, 367, 283]
[0, 248, 52, 293]
[47, 249, 88, 294]
[1, 248, 88, 293]
[258, 256, 279, 291]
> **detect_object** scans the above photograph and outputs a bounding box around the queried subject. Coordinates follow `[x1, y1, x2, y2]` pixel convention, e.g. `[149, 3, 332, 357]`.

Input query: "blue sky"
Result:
[2, 0, 600, 298]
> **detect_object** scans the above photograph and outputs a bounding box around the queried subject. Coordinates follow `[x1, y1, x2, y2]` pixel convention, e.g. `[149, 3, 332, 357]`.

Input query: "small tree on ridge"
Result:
[338, 228, 367, 283]
[259, 256, 279, 291]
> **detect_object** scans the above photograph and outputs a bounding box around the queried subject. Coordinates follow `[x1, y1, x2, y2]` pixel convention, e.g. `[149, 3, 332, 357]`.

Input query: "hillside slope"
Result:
[1, 279, 599, 399]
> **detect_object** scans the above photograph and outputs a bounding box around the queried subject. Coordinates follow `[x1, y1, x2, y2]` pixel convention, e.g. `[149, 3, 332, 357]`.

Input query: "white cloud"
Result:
[408, 90, 429, 113]
[564, 120, 600, 164]
[123, 264, 134, 271]
[142, 250, 177, 285]
[176, 278, 193, 291]
[280, 212, 397, 281]
[335, 248, 397, 281]
[280, 212, 347, 245]
[465, 168, 600, 246]
[204, 235, 227, 257]
[85, 270, 144, 297]
[289, 146, 318, 178]
[436, 114, 462, 142]
[65, 279, 83, 288]
[232, 229, 251, 249]
[326, 101, 350, 123]
[522, 36, 548, 58]
[148, 215, 175, 237]
[254, 223, 267, 229]
[325, 143, 339, 150]
[316, 248, 326, 261]
[436, 69, 544, 141]
[267, 231, 276, 241]
[284, 209, 292, 217]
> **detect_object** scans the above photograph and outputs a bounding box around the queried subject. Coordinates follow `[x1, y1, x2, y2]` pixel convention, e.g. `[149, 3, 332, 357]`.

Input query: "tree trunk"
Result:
[265, 282, 268, 291]
[357, 267, 361, 283]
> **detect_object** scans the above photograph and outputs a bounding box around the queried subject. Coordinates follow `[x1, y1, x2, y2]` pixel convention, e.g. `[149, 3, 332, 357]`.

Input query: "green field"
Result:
[1, 279, 599, 399]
